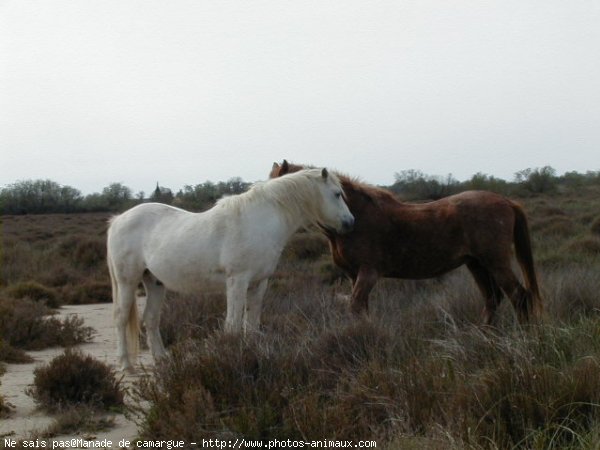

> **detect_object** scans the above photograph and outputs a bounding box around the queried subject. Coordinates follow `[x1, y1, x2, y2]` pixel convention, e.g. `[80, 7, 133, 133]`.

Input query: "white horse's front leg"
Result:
[225, 275, 249, 333]
[244, 279, 269, 334]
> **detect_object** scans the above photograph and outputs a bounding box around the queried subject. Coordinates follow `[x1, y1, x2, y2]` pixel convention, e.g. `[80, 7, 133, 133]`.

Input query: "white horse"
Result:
[107, 168, 354, 372]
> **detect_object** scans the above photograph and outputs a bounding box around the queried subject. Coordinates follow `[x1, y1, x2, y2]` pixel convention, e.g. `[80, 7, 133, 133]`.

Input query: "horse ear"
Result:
[272, 162, 280, 170]
[281, 159, 289, 174]
[321, 168, 329, 180]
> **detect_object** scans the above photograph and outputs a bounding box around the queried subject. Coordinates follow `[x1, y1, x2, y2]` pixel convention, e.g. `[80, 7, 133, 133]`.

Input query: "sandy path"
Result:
[0, 299, 152, 443]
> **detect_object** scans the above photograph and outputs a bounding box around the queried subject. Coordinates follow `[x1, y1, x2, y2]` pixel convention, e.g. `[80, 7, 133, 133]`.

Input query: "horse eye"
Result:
[335, 192, 342, 199]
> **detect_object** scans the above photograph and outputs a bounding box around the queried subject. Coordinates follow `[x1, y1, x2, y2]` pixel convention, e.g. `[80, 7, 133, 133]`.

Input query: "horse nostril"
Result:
[342, 217, 354, 232]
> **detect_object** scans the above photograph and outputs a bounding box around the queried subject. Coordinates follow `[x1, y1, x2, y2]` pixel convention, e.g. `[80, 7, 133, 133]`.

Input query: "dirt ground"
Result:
[0, 299, 152, 444]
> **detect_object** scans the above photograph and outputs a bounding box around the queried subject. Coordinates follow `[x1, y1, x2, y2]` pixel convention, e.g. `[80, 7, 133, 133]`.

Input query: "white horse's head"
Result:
[311, 168, 354, 234]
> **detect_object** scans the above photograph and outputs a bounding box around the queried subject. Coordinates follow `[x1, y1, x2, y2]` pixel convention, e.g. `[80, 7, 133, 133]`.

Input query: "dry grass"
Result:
[40, 404, 116, 438]
[0, 213, 110, 297]
[2, 186, 600, 446]
[591, 216, 600, 236]
[134, 282, 600, 447]
[130, 186, 600, 448]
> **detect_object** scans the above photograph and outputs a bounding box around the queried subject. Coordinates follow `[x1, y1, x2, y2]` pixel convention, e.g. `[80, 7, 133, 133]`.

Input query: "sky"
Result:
[1, 1, 599, 195]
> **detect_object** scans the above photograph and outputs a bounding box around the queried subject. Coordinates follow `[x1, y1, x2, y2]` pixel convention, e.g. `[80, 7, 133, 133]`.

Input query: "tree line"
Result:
[1, 167, 599, 215]
[390, 166, 600, 200]
[0, 178, 250, 215]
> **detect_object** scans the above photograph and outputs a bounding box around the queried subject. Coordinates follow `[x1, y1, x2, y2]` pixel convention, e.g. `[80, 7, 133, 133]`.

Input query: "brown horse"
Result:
[270, 160, 542, 324]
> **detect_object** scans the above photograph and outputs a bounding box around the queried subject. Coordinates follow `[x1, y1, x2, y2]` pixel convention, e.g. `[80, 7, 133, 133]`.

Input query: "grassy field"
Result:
[1, 184, 600, 448]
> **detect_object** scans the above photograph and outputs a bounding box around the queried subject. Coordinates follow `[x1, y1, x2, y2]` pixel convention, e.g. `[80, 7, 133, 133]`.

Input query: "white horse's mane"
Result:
[216, 168, 341, 225]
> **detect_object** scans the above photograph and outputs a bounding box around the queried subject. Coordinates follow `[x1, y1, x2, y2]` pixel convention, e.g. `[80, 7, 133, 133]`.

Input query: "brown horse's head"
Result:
[269, 160, 305, 179]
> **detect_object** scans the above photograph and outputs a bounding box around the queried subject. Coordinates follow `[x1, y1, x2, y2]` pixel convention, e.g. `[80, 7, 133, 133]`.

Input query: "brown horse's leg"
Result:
[488, 265, 532, 324]
[466, 260, 503, 325]
[350, 266, 378, 314]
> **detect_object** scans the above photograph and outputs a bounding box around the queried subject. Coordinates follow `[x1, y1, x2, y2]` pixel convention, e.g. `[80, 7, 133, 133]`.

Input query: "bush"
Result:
[0, 297, 93, 352]
[134, 320, 402, 441]
[530, 215, 574, 236]
[283, 231, 328, 260]
[0, 352, 9, 418]
[28, 349, 124, 411]
[0, 386, 9, 418]
[41, 405, 116, 437]
[0, 336, 33, 363]
[450, 325, 600, 449]
[564, 237, 600, 257]
[591, 216, 600, 236]
[5, 281, 61, 308]
[72, 238, 105, 268]
[543, 267, 600, 320]
[159, 292, 224, 347]
[63, 280, 112, 304]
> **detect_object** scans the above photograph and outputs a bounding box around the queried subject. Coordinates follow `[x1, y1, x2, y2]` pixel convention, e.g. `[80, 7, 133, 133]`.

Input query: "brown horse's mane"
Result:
[338, 174, 400, 207]
[280, 161, 401, 209]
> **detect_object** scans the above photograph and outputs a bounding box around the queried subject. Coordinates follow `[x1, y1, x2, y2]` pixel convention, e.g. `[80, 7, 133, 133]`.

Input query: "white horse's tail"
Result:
[108, 251, 140, 367]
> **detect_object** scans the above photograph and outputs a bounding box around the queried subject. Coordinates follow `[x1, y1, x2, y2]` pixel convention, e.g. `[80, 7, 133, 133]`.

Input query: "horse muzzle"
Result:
[339, 216, 354, 234]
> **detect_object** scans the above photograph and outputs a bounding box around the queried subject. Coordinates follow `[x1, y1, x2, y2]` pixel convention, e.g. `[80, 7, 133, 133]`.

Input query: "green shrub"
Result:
[283, 232, 328, 261]
[564, 237, 600, 257]
[0, 386, 9, 418]
[63, 280, 112, 304]
[41, 405, 116, 437]
[72, 238, 105, 268]
[28, 349, 124, 411]
[159, 293, 224, 348]
[5, 281, 61, 308]
[0, 297, 93, 351]
[0, 350, 9, 417]
[0, 337, 33, 363]
[531, 216, 576, 237]
[591, 216, 600, 236]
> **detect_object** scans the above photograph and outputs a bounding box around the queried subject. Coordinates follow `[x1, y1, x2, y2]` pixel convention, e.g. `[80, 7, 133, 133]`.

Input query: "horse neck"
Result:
[241, 196, 310, 253]
[342, 177, 405, 211]
[264, 180, 319, 239]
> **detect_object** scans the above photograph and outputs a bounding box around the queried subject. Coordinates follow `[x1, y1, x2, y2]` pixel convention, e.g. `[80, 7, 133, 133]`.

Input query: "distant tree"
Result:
[390, 170, 459, 200]
[80, 183, 135, 212]
[0, 179, 82, 214]
[218, 177, 250, 195]
[175, 181, 220, 211]
[560, 171, 587, 187]
[174, 178, 251, 211]
[466, 172, 510, 194]
[150, 183, 174, 204]
[559, 170, 600, 187]
[515, 166, 557, 194]
[81, 193, 107, 212]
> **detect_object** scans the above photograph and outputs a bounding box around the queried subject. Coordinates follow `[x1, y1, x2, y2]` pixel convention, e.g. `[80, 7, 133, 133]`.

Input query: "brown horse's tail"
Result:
[512, 203, 543, 319]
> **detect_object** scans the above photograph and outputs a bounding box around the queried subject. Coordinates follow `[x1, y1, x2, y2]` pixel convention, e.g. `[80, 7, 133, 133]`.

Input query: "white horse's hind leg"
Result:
[142, 271, 167, 360]
[225, 275, 249, 333]
[115, 282, 138, 372]
[244, 279, 269, 333]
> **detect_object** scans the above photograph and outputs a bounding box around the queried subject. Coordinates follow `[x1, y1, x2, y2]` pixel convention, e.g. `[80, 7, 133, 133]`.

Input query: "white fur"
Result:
[107, 168, 353, 371]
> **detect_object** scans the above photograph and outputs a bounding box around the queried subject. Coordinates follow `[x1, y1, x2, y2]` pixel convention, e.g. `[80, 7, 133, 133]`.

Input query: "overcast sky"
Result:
[1, 1, 599, 194]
